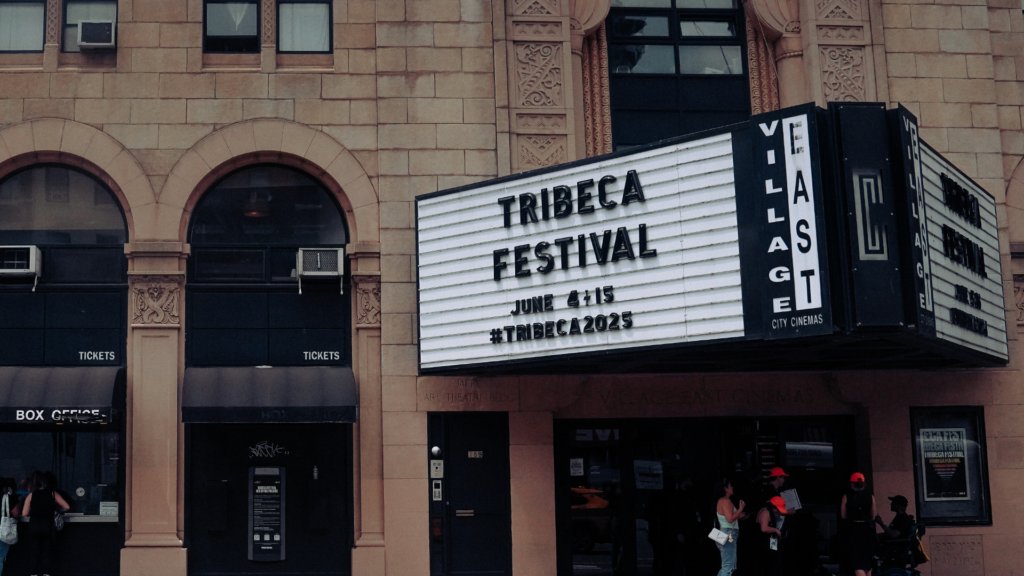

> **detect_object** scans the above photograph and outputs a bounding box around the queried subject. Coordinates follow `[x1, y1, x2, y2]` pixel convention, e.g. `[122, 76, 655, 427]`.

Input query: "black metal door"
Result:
[186, 424, 351, 576]
[429, 412, 511, 576]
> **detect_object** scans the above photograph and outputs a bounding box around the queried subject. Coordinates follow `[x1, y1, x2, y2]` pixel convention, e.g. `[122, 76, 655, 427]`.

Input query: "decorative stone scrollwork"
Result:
[818, 26, 865, 40]
[262, 0, 275, 45]
[821, 46, 866, 102]
[519, 135, 568, 170]
[514, 0, 558, 15]
[130, 276, 182, 327]
[582, 26, 613, 157]
[353, 276, 381, 326]
[46, 0, 60, 44]
[1014, 276, 1024, 324]
[817, 0, 861, 19]
[516, 43, 564, 108]
[514, 22, 563, 36]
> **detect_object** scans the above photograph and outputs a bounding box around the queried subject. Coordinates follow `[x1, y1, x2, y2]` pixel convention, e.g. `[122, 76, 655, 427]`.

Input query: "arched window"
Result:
[0, 166, 127, 246]
[189, 165, 347, 282]
[0, 165, 128, 366]
[186, 165, 350, 367]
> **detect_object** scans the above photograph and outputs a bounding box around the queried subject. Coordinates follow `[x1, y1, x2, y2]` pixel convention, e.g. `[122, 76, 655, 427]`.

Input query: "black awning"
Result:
[182, 367, 358, 423]
[0, 366, 124, 424]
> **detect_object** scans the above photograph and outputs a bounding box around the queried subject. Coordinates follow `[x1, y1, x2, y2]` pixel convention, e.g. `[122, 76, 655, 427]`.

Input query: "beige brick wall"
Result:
[882, 0, 1023, 201]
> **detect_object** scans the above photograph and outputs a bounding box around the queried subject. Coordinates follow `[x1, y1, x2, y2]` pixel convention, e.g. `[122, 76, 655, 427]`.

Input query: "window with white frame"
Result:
[63, 0, 117, 52]
[277, 0, 331, 53]
[204, 0, 259, 53]
[0, 0, 46, 52]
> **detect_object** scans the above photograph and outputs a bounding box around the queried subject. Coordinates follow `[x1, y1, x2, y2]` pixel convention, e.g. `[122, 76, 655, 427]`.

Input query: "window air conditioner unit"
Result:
[77, 21, 116, 50]
[296, 248, 344, 294]
[0, 246, 43, 291]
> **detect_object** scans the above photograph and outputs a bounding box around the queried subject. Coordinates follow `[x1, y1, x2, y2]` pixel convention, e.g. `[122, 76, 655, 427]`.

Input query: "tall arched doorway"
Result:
[182, 165, 354, 576]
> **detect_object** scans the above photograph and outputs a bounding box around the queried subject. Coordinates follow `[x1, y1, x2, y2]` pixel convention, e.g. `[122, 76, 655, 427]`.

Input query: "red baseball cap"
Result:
[850, 472, 866, 482]
[769, 467, 789, 477]
[769, 496, 789, 514]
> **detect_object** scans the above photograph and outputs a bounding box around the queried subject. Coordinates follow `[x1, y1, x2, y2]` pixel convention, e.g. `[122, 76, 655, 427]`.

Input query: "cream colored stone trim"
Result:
[129, 275, 183, 328]
[0, 119, 155, 242]
[158, 119, 379, 244]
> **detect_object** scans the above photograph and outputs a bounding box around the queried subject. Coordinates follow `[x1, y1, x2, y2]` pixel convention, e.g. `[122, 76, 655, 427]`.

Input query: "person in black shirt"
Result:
[840, 472, 877, 576]
[22, 471, 70, 576]
[875, 495, 912, 540]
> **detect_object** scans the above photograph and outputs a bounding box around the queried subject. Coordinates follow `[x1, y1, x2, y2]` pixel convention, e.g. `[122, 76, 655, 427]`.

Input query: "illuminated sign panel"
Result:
[415, 103, 1008, 373]
[417, 132, 750, 371]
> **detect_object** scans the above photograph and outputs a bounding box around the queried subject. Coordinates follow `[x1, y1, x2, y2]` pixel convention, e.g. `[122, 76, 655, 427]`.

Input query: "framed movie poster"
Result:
[911, 407, 991, 525]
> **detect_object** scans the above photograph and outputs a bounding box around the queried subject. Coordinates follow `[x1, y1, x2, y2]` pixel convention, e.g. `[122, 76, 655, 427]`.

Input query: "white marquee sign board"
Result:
[417, 133, 746, 371]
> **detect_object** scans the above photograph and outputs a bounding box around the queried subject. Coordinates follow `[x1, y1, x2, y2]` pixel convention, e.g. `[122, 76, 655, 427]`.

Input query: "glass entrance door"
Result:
[555, 417, 856, 576]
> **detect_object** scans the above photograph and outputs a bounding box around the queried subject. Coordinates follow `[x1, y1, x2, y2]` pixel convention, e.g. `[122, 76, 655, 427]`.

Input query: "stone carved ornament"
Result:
[1014, 275, 1024, 324]
[516, 43, 565, 108]
[262, 0, 275, 45]
[821, 46, 866, 102]
[514, 0, 558, 15]
[130, 276, 182, 326]
[46, 0, 60, 44]
[354, 276, 381, 326]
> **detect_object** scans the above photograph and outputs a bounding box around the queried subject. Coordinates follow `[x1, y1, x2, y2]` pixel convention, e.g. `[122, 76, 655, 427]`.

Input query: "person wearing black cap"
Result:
[875, 495, 912, 541]
[840, 472, 877, 576]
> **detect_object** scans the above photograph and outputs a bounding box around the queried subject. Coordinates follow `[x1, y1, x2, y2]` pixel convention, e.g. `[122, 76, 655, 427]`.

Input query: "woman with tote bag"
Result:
[1, 478, 20, 575]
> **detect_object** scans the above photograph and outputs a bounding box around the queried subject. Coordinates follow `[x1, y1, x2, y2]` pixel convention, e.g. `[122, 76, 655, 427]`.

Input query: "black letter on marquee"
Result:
[800, 269, 816, 303]
[792, 171, 809, 204]
[498, 196, 515, 228]
[519, 193, 538, 225]
[493, 248, 509, 281]
[569, 318, 582, 335]
[639, 223, 657, 258]
[590, 230, 613, 264]
[598, 175, 618, 209]
[540, 188, 550, 220]
[611, 227, 636, 261]
[795, 219, 812, 253]
[535, 242, 554, 273]
[621, 170, 646, 205]
[553, 186, 573, 218]
[514, 244, 531, 277]
[577, 179, 595, 214]
[554, 237, 573, 270]
[577, 235, 588, 268]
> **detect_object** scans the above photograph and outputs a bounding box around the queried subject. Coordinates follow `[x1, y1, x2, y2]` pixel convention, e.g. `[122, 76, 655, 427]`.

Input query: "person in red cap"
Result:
[841, 472, 877, 576]
[755, 495, 787, 576]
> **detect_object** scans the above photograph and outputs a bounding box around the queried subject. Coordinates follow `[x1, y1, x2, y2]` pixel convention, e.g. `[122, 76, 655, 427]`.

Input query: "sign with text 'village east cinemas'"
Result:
[415, 103, 1008, 373]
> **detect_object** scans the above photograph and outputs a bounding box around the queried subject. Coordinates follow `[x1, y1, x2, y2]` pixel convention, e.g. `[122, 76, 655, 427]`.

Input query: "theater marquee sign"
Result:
[415, 103, 1008, 374]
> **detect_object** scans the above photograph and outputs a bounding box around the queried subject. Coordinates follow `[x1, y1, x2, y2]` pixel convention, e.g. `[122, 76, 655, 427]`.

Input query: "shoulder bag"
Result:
[1, 493, 18, 544]
[52, 491, 64, 532]
[708, 509, 731, 545]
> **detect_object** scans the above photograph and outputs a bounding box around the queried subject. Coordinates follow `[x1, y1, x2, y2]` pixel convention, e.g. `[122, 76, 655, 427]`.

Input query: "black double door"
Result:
[186, 424, 350, 576]
[429, 413, 512, 576]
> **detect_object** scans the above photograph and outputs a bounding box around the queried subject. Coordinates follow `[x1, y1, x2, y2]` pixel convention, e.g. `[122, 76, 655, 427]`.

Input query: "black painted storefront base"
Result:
[4, 521, 123, 576]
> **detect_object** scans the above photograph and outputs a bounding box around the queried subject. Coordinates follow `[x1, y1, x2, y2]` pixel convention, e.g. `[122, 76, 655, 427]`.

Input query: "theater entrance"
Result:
[554, 416, 857, 576]
[185, 424, 351, 576]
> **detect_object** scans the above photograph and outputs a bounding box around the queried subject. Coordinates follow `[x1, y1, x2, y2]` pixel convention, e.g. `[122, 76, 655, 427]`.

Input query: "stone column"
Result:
[349, 242, 384, 575]
[120, 243, 189, 576]
[43, 0, 60, 71]
[568, 1, 611, 159]
[747, 0, 810, 107]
